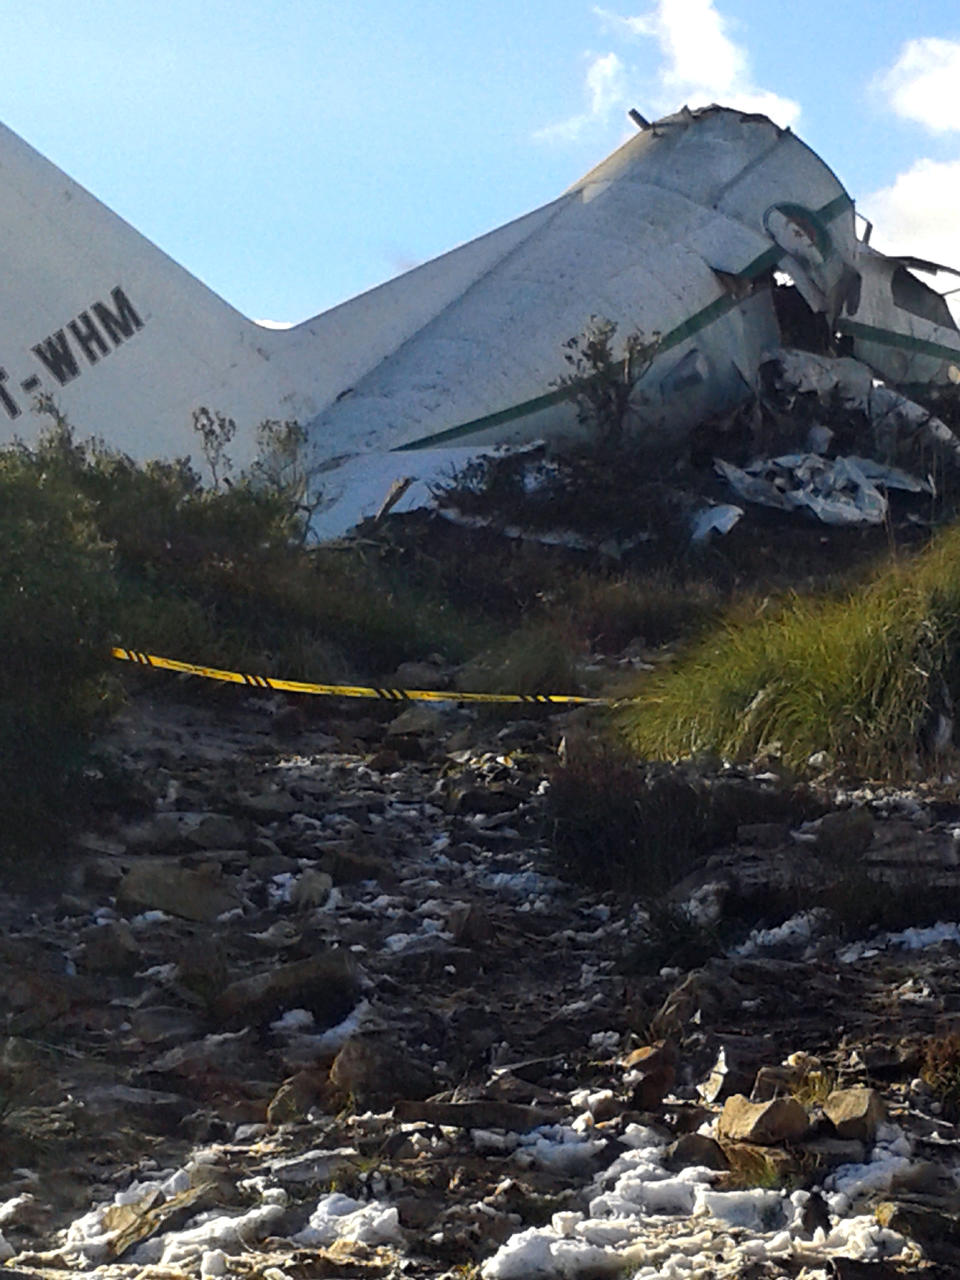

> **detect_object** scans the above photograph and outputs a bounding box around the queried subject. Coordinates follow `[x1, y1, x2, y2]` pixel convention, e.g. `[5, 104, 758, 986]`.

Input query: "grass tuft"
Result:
[619, 521, 960, 775]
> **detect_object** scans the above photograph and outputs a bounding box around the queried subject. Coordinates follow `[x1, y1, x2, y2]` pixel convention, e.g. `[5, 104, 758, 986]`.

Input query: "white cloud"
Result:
[864, 157, 960, 268]
[594, 1, 799, 128]
[535, 51, 629, 142]
[253, 318, 295, 329]
[587, 50, 630, 118]
[876, 37, 960, 133]
[865, 38, 960, 284]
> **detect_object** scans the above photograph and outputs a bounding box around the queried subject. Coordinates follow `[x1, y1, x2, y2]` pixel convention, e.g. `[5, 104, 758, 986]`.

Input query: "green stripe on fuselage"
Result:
[837, 318, 960, 364]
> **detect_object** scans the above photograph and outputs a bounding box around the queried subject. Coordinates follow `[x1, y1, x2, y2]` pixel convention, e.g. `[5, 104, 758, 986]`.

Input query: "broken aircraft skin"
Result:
[0, 103, 959, 532]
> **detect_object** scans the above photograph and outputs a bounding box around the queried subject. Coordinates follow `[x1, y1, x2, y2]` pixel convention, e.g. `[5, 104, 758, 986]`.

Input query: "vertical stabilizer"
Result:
[0, 121, 294, 462]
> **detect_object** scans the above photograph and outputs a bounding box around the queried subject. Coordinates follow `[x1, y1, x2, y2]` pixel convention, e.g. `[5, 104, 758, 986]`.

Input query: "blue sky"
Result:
[4, 1, 960, 323]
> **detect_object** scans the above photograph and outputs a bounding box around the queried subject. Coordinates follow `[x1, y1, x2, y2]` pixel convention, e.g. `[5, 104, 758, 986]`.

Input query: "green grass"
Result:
[458, 616, 586, 699]
[620, 521, 960, 775]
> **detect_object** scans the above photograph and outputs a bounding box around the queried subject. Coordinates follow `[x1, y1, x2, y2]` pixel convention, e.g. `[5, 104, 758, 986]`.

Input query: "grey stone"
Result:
[814, 808, 874, 859]
[117, 860, 240, 923]
[77, 921, 141, 974]
[331, 1037, 436, 1109]
[213, 953, 359, 1030]
[128, 1006, 204, 1047]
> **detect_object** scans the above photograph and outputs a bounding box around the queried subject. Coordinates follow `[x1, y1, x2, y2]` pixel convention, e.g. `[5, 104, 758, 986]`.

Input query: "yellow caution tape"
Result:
[111, 647, 620, 706]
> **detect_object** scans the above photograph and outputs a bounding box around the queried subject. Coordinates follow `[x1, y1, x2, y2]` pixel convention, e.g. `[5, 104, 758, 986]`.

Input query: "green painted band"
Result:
[393, 385, 570, 451]
[817, 192, 854, 225]
[837, 318, 960, 364]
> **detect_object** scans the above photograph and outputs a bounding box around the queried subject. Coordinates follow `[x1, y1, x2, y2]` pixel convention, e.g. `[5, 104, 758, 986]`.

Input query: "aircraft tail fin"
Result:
[0, 121, 292, 463]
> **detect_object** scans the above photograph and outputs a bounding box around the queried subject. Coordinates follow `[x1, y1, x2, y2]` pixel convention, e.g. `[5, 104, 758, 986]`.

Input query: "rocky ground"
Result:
[4, 683, 960, 1278]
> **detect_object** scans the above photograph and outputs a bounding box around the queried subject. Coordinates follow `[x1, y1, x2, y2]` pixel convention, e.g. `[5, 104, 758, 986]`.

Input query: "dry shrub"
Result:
[546, 743, 712, 895]
[922, 1032, 960, 1120]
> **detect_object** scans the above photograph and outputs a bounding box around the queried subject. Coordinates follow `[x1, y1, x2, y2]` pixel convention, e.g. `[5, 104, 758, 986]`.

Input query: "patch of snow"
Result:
[268, 872, 297, 905]
[473, 1130, 521, 1155]
[570, 1088, 614, 1120]
[384, 932, 418, 952]
[0, 1193, 34, 1226]
[131, 910, 171, 926]
[483, 870, 560, 898]
[271, 1007, 315, 1033]
[735, 909, 830, 956]
[136, 1199, 287, 1266]
[887, 921, 960, 950]
[621, 1124, 667, 1150]
[294, 1192, 402, 1246]
[820, 1214, 908, 1260]
[514, 1125, 607, 1175]
[483, 1114, 915, 1279]
[683, 881, 727, 927]
[694, 1185, 784, 1229]
[825, 1124, 914, 1208]
[839, 920, 960, 963]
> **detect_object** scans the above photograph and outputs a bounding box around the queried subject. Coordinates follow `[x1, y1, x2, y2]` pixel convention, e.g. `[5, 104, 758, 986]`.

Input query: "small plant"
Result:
[728, 1146, 785, 1191]
[555, 316, 660, 452]
[719, 1143, 808, 1193]
[921, 1032, 960, 1119]
[790, 1067, 836, 1109]
[458, 616, 584, 700]
[564, 572, 719, 652]
[192, 406, 237, 490]
[247, 417, 322, 541]
[627, 899, 724, 973]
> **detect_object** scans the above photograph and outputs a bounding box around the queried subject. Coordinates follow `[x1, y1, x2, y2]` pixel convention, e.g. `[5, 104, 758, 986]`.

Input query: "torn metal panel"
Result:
[716, 348, 949, 528]
[690, 503, 744, 542]
[761, 349, 960, 470]
[838, 246, 960, 389]
[715, 454, 910, 528]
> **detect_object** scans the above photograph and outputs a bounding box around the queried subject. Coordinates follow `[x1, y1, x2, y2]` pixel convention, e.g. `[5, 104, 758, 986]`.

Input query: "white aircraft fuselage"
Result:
[1, 104, 957, 534]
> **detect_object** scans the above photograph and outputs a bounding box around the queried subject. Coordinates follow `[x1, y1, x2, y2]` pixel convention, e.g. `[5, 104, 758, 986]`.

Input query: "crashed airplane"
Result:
[1, 104, 959, 534]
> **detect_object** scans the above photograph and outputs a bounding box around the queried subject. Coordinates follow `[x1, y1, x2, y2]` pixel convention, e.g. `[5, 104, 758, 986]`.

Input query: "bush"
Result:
[546, 742, 712, 895]
[20, 411, 482, 685]
[458, 617, 585, 700]
[555, 316, 660, 453]
[562, 572, 718, 652]
[0, 443, 115, 853]
[0, 412, 491, 856]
